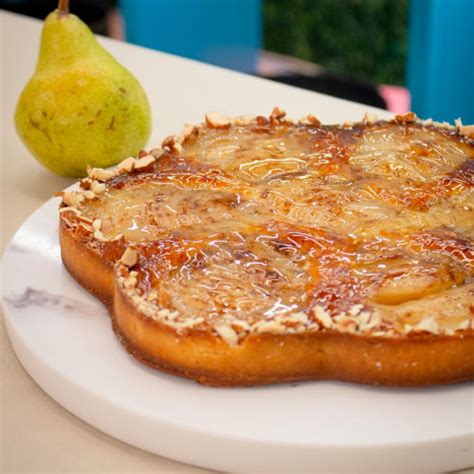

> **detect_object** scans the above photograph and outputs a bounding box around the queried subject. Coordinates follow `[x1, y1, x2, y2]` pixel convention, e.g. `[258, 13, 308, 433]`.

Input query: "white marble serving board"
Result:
[1, 197, 473, 473]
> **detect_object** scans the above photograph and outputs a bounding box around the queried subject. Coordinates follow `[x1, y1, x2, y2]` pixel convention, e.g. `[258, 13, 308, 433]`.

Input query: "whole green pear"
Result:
[15, 0, 152, 177]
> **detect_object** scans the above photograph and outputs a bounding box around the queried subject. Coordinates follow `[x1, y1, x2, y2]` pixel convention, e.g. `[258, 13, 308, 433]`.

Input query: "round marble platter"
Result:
[2, 196, 473, 473]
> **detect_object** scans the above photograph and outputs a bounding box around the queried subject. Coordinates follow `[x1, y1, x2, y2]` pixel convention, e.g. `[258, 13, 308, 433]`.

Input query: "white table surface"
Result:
[1, 10, 472, 474]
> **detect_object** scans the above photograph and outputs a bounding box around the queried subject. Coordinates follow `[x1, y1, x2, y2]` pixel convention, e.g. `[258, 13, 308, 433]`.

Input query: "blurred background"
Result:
[2, 0, 472, 122]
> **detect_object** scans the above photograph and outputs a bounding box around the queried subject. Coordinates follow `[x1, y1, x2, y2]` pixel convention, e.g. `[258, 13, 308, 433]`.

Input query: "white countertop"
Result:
[3, 10, 471, 474]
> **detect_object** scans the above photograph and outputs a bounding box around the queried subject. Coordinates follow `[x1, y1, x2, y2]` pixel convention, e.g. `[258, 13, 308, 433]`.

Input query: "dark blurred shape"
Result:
[264, 0, 408, 86]
[266, 73, 387, 109]
[0, 0, 113, 34]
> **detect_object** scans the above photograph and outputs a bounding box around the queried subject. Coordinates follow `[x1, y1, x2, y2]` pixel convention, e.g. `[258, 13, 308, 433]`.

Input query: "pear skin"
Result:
[15, 4, 152, 177]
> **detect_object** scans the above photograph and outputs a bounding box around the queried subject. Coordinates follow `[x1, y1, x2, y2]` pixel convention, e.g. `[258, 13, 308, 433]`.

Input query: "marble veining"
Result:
[4, 287, 105, 317]
[5, 243, 29, 255]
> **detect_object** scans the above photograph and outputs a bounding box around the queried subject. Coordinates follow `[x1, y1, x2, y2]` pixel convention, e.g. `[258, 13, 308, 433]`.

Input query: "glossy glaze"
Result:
[78, 120, 474, 330]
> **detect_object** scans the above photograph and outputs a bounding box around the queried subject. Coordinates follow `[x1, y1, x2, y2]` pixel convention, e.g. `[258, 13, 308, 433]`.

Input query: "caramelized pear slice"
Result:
[372, 257, 466, 305]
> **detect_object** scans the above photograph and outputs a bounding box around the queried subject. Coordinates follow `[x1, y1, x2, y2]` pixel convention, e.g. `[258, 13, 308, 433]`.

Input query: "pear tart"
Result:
[59, 110, 474, 386]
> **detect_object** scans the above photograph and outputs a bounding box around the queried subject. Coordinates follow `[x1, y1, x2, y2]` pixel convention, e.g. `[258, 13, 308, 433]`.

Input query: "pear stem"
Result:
[58, 0, 69, 15]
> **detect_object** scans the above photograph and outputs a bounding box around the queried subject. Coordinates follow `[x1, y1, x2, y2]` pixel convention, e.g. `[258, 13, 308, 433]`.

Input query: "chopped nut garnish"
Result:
[336, 317, 357, 333]
[213, 323, 238, 346]
[313, 305, 333, 329]
[306, 114, 321, 126]
[124, 276, 138, 288]
[299, 114, 322, 126]
[168, 310, 180, 321]
[134, 154, 155, 170]
[59, 206, 82, 215]
[146, 290, 159, 302]
[366, 311, 382, 330]
[161, 136, 183, 154]
[231, 319, 251, 331]
[178, 317, 204, 329]
[363, 112, 379, 124]
[118, 157, 135, 173]
[205, 112, 231, 128]
[414, 317, 439, 334]
[150, 147, 163, 159]
[80, 177, 92, 190]
[234, 115, 255, 125]
[460, 125, 474, 138]
[457, 320, 469, 331]
[357, 311, 370, 326]
[87, 167, 116, 181]
[161, 135, 177, 149]
[120, 247, 138, 267]
[252, 320, 286, 334]
[348, 304, 364, 317]
[157, 308, 170, 318]
[395, 112, 417, 123]
[270, 106, 286, 121]
[177, 124, 196, 144]
[82, 190, 96, 200]
[63, 192, 84, 208]
[91, 181, 106, 194]
[288, 311, 309, 324]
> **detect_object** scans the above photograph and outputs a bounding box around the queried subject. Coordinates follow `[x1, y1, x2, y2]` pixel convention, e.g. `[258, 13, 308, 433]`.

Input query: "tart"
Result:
[59, 109, 474, 386]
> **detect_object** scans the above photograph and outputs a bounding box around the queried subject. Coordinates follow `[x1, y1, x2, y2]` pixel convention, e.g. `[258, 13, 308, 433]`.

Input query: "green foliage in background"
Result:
[264, 0, 409, 85]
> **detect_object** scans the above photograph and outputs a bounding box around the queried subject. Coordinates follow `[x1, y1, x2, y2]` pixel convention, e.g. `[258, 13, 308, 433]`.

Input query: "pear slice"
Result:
[372, 257, 466, 305]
